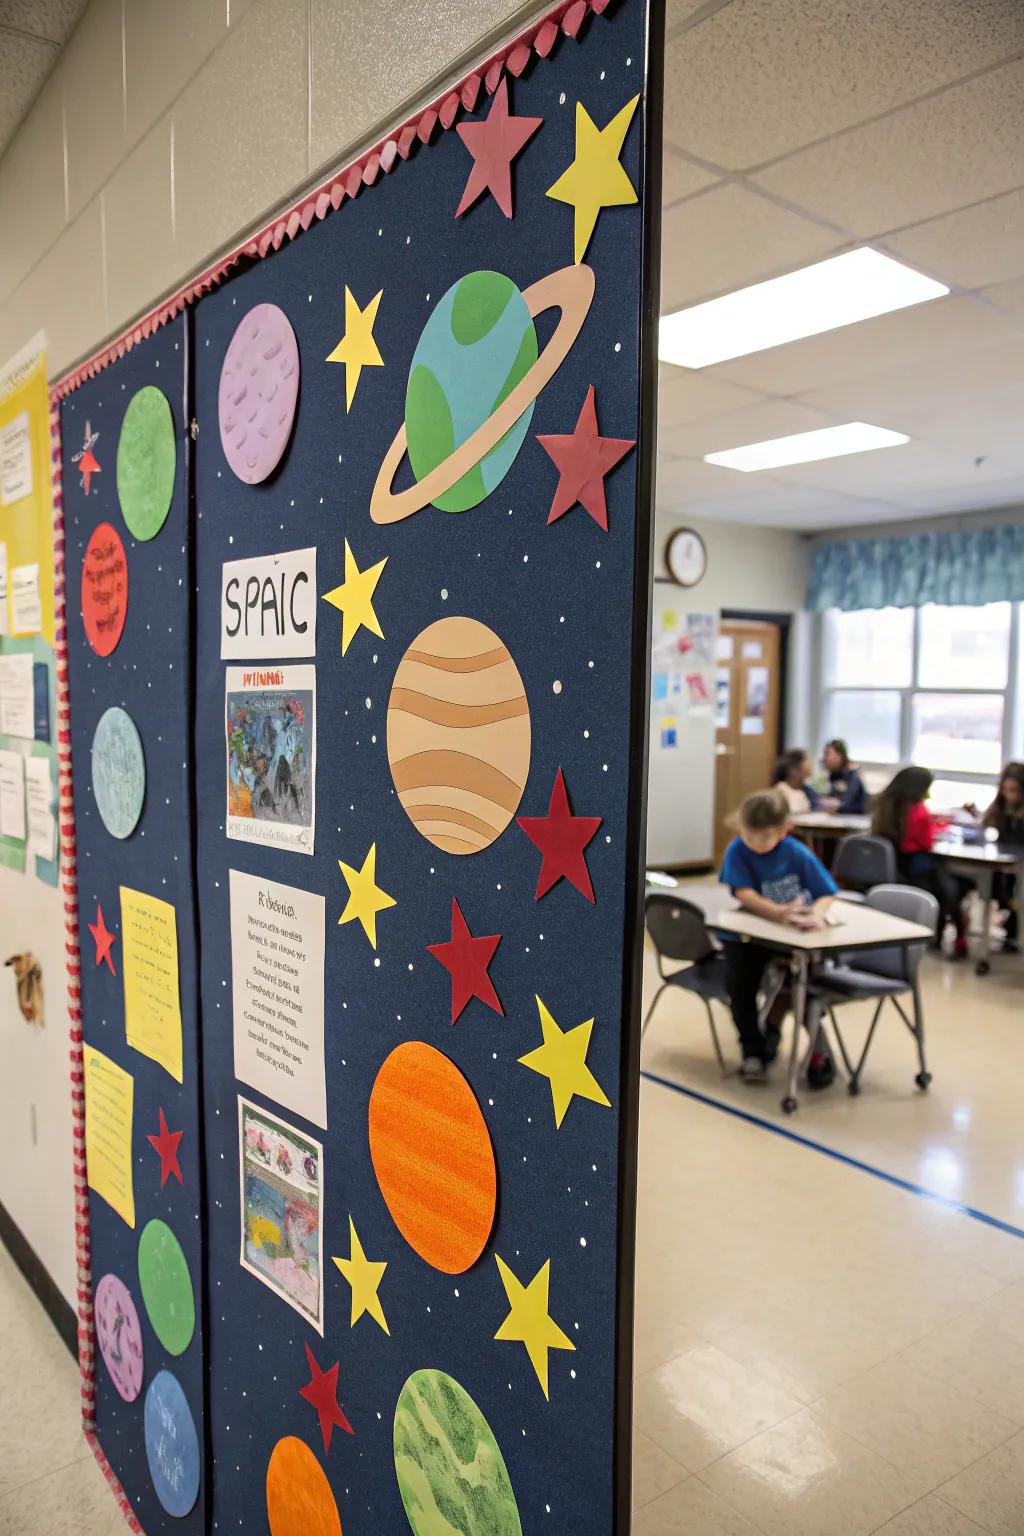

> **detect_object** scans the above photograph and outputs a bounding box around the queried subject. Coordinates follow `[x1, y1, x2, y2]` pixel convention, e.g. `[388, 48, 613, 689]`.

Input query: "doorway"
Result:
[713, 614, 788, 863]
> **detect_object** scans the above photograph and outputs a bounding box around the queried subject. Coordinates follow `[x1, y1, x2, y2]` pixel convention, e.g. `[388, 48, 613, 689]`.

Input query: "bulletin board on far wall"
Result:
[192, 0, 659, 1531]
[61, 316, 206, 1535]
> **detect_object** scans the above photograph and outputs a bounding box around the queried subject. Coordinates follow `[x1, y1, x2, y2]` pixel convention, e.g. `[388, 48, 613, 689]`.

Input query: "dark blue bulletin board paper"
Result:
[62, 315, 206, 1536]
[194, 7, 651, 1533]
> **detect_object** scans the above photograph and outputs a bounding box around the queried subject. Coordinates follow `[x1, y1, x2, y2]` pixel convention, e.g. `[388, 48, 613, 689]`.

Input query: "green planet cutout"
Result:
[117, 385, 176, 540]
[394, 1368, 521, 1536]
[137, 1218, 195, 1356]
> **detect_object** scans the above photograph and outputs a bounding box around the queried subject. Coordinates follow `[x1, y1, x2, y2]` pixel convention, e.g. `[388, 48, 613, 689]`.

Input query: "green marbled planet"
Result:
[393, 1368, 522, 1536]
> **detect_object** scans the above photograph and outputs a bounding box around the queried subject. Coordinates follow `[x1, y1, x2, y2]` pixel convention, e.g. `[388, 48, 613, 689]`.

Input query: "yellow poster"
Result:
[0, 333, 55, 644]
[83, 1046, 135, 1228]
[121, 886, 183, 1082]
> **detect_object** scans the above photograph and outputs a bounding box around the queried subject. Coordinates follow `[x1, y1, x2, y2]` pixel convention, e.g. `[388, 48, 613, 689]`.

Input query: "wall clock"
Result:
[665, 527, 707, 588]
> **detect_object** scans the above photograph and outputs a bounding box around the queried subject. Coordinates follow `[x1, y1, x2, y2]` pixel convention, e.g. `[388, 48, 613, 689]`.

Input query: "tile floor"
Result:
[1, 941, 1022, 1534]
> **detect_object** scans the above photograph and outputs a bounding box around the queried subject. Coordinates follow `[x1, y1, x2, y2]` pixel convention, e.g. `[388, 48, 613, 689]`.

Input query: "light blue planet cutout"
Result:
[144, 1369, 200, 1518]
[91, 705, 145, 838]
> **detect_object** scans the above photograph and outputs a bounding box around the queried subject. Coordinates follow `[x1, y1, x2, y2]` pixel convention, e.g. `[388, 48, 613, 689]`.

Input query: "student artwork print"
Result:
[225, 664, 315, 854]
[239, 1097, 324, 1332]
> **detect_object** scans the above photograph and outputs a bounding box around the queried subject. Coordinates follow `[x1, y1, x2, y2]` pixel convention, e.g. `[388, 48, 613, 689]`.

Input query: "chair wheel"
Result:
[975, 960, 990, 976]
[781, 1096, 798, 1115]
[847, 1080, 860, 1096]
[915, 1071, 932, 1089]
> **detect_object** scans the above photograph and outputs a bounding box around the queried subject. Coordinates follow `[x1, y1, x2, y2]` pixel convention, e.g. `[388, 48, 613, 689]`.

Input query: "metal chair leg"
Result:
[641, 982, 667, 1040]
[911, 981, 931, 1089]
[704, 999, 728, 1076]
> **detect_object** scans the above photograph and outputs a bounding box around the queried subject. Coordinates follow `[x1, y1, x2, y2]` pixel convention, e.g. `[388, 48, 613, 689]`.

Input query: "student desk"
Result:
[709, 903, 934, 1115]
[933, 839, 1023, 975]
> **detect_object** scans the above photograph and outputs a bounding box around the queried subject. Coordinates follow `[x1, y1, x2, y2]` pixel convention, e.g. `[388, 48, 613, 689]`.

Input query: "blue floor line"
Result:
[640, 1068, 1024, 1242]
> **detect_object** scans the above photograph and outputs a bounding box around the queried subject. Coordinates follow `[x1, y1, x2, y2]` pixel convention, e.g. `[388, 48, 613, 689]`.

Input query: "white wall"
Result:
[647, 512, 812, 866]
[0, 0, 539, 1305]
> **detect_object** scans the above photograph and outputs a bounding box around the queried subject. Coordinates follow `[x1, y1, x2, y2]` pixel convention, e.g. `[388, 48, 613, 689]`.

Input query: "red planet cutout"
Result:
[369, 1041, 497, 1274]
[82, 521, 128, 656]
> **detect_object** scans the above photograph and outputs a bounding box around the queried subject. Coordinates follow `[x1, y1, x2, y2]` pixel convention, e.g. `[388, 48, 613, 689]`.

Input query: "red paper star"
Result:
[299, 1343, 354, 1452]
[537, 385, 636, 531]
[517, 769, 603, 903]
[88, 902, 117, 974]
[427, 898, 504, 1024]
[146, 1108, 184, 1188]
[455, 77, 542, 219]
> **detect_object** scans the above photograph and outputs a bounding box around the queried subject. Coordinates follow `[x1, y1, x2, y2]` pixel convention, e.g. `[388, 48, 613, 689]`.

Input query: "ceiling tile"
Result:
[884, 187, 1024, 289]
[796, 337, 1024, 426]
[0, 30, 54, 156]
[663, 397, 839, 459]
[766, 439, 1007, 500]
[660, 183, 840, 310]
[753, 58, 1024, 235]
[655, 453, 753, 504]
[891, 478, 1024, 516]
[982, 275, 1024, 324]
[710, 294, 1019, 397]
[0, 2, 86, 44]
[661, 143, 718, 206]
[664, 0, 1024, 172]
[657, 366, 764, 428]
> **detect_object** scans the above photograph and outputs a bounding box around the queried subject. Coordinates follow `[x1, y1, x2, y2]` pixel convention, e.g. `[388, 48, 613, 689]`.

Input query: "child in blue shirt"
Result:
[720, 789, 837, 1084]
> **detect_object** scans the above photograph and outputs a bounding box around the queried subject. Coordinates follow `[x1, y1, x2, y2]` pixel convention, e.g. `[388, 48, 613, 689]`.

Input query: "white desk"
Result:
[792, 811, 871, 836]
[711, 902, 934, 1114]
[933, 839, 1022, 975]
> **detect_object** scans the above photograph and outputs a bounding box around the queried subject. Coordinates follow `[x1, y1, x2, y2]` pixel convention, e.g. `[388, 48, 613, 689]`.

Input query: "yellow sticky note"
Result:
[83, 1046, 135, 1228]
[121, 886, 183, 1082]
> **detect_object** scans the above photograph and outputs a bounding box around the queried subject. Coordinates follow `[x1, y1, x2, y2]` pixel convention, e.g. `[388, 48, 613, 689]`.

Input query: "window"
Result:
[819, 602, 1019, 803]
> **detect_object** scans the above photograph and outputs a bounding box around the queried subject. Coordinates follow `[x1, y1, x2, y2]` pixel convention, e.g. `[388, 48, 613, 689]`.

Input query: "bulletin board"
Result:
[61, 317, 206, 1535]
[192, 2, 656, 1532]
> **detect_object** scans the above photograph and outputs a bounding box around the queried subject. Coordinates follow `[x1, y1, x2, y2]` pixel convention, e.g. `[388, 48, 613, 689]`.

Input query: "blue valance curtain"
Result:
[806, 523, 1024, 612]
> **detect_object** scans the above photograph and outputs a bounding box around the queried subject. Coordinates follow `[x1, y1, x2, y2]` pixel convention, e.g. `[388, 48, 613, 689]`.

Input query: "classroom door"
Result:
[714, 619, 782, 863]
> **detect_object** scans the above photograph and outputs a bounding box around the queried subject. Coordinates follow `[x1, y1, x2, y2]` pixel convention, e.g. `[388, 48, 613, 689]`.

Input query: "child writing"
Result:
[720, 789, 837, 1085]
[871, 766, 969, 957]
[983, 763, 1024, 953]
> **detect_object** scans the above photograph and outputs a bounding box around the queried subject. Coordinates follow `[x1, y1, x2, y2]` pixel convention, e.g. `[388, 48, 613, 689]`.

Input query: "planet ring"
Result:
[370, 262, 596, 525]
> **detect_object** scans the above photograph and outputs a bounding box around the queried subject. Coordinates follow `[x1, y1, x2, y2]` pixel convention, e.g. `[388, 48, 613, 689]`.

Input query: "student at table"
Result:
[819, 739, 868, 814]
[720, 789, 837, 1086]
[983, 762, 1024, 953]
[772, 749, 820, 815]
[872, 766, 970, 958]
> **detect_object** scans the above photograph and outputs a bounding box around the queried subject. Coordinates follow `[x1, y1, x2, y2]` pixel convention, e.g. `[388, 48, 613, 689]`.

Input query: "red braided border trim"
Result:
[50, 0, 611, 401]
[86, 1431, 145, 1533]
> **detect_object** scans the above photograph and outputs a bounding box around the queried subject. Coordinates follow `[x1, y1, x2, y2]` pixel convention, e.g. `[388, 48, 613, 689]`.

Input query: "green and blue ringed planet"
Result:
[371, 263, 594, 524]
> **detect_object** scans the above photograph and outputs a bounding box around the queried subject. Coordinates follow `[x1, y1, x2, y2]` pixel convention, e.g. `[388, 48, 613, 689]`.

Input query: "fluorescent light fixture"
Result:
[705, 421, 909, 473]
[659, 248, 949, 369]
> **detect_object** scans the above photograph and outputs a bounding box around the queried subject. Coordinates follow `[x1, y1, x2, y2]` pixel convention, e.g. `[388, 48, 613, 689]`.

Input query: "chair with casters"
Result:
[643, 892, 732, 1075]
[831, 834, 897, 903]
[808, 883, 938, 1096]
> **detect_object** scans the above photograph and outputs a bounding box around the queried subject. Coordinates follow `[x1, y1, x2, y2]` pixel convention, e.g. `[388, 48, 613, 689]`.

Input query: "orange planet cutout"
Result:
[369, 1041, 497, 1274]
[266, 1436, 342, 1536]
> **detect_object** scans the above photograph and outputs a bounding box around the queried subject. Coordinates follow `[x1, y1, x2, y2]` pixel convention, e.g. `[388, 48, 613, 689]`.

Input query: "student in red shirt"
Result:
[872, 766, 970, 958]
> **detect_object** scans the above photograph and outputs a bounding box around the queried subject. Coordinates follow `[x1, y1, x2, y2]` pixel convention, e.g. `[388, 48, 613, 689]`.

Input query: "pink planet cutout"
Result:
[219, 303, 300, 483]
[95, 1273, 144, 1402]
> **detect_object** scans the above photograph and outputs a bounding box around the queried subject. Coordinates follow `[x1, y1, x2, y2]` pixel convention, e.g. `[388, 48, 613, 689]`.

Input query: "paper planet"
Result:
[95, 1273, 144, 1402]
[219, 303, 300, 483]
[91, 706, 145, 838]
[266, 1436, 342, 1536]
[369, 1041, 496, 1274]
[144, 1370, 200, 1518]
[137, 1218, 195, 1356]
[387, 616, 530, 855]
[81, 521, 128, 656]
[371, 263, 594, 523]
[394, 1369, 521, 1536]
[117, 386, 176, 541]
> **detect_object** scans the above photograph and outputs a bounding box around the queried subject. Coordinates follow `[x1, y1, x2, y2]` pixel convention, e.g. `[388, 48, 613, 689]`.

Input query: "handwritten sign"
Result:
[82, 521, 128, 656]
[121, 887, 183, 1082]
[0, 410, 32, 505]
[220, 546, 316, 659]
[84, 1046, 135, 1227]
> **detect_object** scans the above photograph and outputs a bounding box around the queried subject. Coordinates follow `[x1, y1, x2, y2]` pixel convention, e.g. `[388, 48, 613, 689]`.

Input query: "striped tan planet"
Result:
[387, 616, 531, 855]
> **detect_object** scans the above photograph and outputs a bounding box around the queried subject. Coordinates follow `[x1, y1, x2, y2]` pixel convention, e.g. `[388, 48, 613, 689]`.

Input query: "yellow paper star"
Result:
[322, 539, 387, 656]
[338, 843, 395, 948]
[546, 95, 640, 263]
[494, 1254, 575, 1399]
[518, 996, 611, 1129]
[326, 286, 384, 409]
[332, 1216, 389, 1334]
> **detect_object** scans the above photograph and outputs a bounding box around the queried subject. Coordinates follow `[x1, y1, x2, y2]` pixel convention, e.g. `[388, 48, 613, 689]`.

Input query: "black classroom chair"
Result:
[831, 833, 897, 902]
[643, 892, 732, 1075]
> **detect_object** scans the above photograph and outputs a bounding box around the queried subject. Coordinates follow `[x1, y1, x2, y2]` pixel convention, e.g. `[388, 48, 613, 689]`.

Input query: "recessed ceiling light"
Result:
[704, 421, 909, 473]
[659, 248, 949, 369]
